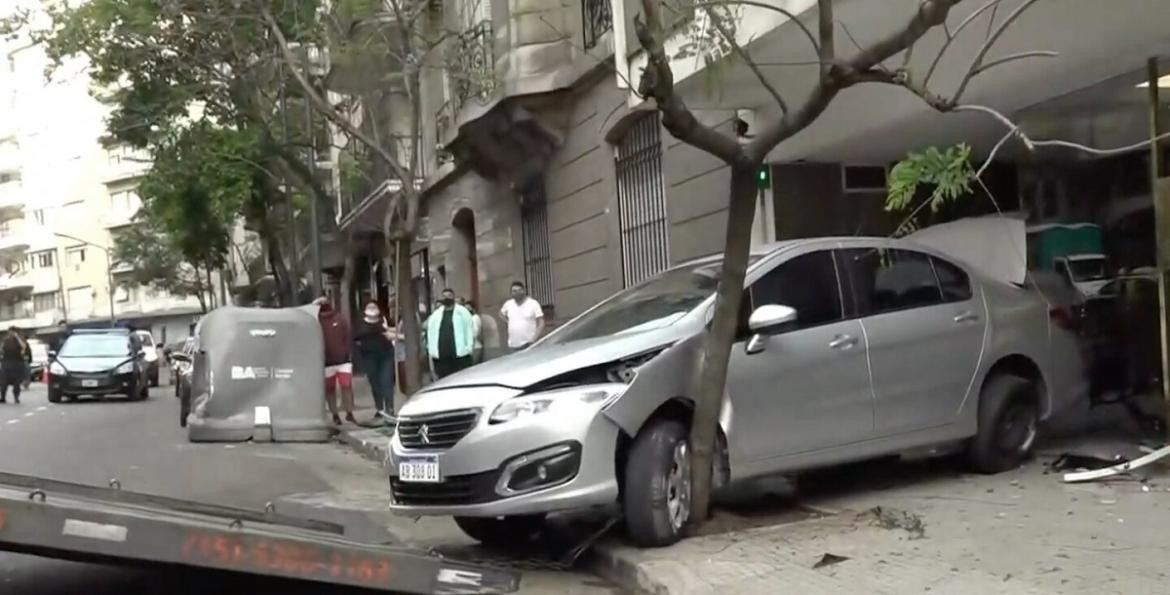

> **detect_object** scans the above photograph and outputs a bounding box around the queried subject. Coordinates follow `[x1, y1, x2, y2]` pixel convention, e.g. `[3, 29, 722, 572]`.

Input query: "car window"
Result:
[931, 256, 973, 302]
[738, 250, 843, 336]
[842, 248, 944, 316]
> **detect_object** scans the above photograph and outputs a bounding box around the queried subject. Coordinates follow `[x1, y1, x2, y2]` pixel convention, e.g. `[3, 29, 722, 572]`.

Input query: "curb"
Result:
[337, 427, 392, 465]
[584, 541, 664, 595]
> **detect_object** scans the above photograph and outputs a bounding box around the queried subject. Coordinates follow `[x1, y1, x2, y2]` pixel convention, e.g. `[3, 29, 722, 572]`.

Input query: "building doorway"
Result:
[451, 208, 480, 306]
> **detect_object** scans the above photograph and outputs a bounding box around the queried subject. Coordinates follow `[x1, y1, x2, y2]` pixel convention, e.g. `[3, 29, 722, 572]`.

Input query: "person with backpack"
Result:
[0, 327, 29, 404]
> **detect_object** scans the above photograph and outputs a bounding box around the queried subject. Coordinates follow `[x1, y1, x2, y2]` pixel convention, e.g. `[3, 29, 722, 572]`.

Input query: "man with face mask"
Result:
[425, 289, 475, 379]
[316, 296, 356, 425]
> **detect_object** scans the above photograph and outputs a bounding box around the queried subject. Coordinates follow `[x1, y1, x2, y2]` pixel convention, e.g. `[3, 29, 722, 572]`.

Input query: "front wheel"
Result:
[623, 418, 691, 547]
[969, 374, 1039, 473]
[453, 515, 545, 546]
[47, 386, 62, 403]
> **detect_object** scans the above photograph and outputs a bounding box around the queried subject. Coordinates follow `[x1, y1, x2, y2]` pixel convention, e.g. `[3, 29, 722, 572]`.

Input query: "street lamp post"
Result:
[53, 232, 116, 326]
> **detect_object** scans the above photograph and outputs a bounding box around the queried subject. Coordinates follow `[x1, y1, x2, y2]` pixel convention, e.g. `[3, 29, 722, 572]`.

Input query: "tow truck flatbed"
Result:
[0, 471, 519, 594]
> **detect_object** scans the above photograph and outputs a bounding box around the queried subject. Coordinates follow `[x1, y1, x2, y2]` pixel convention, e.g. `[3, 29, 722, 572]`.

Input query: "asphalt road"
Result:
[0, 380, 409, 595]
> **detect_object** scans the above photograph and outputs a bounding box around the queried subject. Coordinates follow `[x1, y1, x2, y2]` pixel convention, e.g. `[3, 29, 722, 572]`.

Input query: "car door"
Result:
[839, 246, 986, 436]
[726, 248, 874, 462]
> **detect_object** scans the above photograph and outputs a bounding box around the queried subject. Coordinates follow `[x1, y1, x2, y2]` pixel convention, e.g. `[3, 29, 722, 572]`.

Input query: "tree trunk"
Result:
[395, 239, 422, 396]
[193, 265, 208, 314]
[265, 232, 294, 306]
[688, 164, 760, 527]
[205, 265, 215, 309]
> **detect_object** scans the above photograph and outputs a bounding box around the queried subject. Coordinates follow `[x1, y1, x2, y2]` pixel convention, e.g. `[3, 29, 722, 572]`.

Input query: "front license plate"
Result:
[81, 379, 99, 388]
[398, 456, 440, 483]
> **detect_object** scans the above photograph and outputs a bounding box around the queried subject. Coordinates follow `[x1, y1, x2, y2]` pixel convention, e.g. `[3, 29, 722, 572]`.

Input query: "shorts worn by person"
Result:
[317, 298, 356, 425]
[500, 282, 545, 350]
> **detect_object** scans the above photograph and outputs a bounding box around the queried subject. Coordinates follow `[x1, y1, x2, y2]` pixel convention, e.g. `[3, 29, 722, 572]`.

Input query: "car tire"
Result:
[47, 387, 62, 403]
[452, 515, 545, 546]
[969, 374, 1039, 474]
[623, 418, 691, 547]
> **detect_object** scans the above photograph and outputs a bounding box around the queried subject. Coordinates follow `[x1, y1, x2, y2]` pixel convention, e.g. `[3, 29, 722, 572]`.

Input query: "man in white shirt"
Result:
[500, 281, 545, 350]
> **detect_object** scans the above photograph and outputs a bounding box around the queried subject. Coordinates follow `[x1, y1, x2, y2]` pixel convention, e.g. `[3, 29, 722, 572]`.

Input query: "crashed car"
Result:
[388, 233, 1087, 547]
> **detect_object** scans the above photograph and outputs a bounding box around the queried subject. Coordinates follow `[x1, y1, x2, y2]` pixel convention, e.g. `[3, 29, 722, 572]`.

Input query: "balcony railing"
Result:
[583, 0, 613, 50]
[447, 20, 496, 111]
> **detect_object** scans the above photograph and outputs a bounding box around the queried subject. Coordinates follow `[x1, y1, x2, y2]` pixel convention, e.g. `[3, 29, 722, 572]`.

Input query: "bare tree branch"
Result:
[748, 0, 963, 160]
[922, 0, 1004, 88]
[952, 0, 1044, 101]
[634, 0, 744, 164]
[972, 50, 1058, 76]
[260, 6, 411, 190]
[817, 0, 835, 67]
[704, 7, 788, 113]
[692, 1, 820, 57]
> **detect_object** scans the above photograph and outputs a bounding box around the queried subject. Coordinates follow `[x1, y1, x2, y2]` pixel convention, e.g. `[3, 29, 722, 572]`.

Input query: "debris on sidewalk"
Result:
[858, 506, 925, 539]
[1062, 444, 1170, 483]
[812, 553, 850, 569]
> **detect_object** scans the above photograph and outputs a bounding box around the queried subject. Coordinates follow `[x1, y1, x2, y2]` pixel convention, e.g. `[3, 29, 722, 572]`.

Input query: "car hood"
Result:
[57, 356, 131, 373]
[420, 325, 694, 394]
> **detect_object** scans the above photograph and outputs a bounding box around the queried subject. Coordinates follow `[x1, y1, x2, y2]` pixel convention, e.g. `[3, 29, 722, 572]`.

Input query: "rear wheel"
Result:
[453, 515, 545, 546]
[623, 418, 691, 547]
[969, 374, 1039, 473]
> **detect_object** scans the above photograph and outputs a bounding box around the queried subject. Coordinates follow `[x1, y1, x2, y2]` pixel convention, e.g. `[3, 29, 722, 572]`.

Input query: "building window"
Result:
[67, 247, 86, 267]
[28, 250, 53, 269]
[0, 221, 9, 236]
[110, 189, 140, 213]
[614, 112, 670, 287]
[582, 0, 613, 50]
[33, 291, 58, 313]
[520, 183, 554, 308]
[31, 208, 44, 225]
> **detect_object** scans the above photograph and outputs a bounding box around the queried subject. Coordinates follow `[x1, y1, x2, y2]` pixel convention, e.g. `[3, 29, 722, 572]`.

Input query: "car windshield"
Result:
[546, 258, 759, 345]
[60, 335, 130, 358]
[1068, 258, 1106, 282]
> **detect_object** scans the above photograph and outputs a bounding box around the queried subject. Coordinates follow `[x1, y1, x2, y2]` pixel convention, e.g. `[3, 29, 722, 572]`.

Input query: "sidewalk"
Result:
[335, 375, 395, 463]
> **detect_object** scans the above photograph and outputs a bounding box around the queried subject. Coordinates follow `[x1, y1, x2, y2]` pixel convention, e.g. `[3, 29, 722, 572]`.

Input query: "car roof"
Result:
[74, 328, 130, 335]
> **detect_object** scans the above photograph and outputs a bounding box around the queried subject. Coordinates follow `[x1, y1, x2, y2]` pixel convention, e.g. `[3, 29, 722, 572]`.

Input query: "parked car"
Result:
[387, 237, 1088, 547]
[26, 338, 48, 383]
[169, 337, 197, 427]
[133, 330, 161, 387]
[47, 329, 150, 403]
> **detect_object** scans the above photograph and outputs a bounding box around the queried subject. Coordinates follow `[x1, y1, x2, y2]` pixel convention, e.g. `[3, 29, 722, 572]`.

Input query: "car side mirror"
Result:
[47, 350, 56, 360]
[745, 304, 798, 355]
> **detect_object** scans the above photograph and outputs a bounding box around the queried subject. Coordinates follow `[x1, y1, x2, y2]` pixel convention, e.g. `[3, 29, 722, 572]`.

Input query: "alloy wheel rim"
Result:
[999, 402, 1037, 455]
[666, 440, 691, 531]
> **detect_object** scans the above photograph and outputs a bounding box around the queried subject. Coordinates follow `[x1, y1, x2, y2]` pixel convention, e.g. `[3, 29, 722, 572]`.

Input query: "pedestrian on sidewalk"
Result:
[0, 327, 28, 404]
[425, 288, 475, 379]
[354, 300, 396, 423]
[316, 297, 356, 426]
[500, 281, 545, 352]
[461, 299, 484, 363]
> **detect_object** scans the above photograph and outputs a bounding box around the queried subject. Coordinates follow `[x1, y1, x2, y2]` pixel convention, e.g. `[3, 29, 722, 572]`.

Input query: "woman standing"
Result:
[354, 300, 396, 422]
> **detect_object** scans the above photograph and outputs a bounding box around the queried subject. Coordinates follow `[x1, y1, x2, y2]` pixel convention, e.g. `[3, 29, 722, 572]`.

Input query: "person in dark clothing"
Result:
[0, 327, 28, 404]
[316, 297, 356, 425]
[424, 289, 475, 379]
[354, 300, 396, 423]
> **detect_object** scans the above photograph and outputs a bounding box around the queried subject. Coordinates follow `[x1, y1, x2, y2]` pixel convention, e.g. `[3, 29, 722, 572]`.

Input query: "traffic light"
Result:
[756, 165, 770, 189]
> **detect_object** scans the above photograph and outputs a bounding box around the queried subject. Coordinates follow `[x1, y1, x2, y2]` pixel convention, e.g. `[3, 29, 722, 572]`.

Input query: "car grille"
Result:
[390, 470, 499, 506]
[396, 409, 479, 449]
[69, 372, 112, 386]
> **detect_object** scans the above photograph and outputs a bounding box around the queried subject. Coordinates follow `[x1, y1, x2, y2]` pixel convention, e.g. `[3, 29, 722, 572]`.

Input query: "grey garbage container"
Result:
[187, 306, 330, 442]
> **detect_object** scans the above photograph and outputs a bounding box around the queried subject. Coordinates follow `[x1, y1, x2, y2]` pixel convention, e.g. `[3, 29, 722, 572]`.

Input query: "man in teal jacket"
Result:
[426, 288, 476, 379]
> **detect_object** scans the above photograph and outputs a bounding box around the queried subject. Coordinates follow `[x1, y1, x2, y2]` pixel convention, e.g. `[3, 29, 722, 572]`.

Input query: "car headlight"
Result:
[115, 362, 134, 374]
[489, 384, 627, 424]
[49, 361, 65, 375]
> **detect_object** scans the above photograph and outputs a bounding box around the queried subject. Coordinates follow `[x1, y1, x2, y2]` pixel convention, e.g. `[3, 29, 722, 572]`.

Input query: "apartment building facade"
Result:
[0, 12, 204, 343]
[336, 0, 1170, 352]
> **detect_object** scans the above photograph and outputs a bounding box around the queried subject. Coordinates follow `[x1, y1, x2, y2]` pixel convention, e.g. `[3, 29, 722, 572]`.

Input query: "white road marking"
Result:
[36, 406, 46, 411]
[23, 412, 33, 417]
[5, 419, 18, 425]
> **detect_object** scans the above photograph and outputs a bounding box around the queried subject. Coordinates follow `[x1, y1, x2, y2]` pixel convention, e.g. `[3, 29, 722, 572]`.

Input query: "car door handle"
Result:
[828, 334, 858, 350]
[953, 311, 980, 324]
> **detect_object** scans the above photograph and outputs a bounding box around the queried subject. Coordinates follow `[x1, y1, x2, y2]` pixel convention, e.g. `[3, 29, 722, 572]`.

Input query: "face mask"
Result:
[441, 298, 455, 306]
[364, 309, 379, 318]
